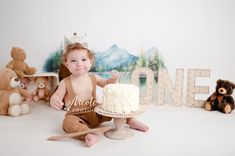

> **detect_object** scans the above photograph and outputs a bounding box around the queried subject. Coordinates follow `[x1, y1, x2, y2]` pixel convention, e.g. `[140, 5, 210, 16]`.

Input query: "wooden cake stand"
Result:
[94, 105, 146, 140]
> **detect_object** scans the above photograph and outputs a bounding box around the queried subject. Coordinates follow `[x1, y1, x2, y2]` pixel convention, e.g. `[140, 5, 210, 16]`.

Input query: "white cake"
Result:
[102, 83, 140, 113]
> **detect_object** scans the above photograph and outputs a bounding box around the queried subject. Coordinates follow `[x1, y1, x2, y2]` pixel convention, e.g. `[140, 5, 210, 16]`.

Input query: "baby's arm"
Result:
[50, 80, 66, 110]
[96, 70, 119, 88]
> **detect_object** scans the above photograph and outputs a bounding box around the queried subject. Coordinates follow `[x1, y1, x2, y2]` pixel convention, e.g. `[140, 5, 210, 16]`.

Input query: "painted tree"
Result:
[136, 50, 147, 67]
[43, 46, 63, 72]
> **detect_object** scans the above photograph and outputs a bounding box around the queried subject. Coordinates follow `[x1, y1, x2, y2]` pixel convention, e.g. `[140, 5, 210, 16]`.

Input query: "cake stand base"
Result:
[104, 118, 133, 140]
[94, 105, 146, 140]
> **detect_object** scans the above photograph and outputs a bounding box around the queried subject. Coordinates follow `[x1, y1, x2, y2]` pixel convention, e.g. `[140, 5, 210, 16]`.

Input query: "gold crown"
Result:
[64, 32, 89, 49]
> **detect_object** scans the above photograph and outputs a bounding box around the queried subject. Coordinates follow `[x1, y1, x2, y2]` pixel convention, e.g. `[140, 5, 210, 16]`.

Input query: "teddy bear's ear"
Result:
[44, 76, 49, 80]
[216, 79, 222, 84]
[32, 77, 37, 82]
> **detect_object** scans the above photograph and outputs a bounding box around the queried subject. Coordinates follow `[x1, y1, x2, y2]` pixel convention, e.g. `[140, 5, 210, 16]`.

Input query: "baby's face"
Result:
[66, 49, 93, 76]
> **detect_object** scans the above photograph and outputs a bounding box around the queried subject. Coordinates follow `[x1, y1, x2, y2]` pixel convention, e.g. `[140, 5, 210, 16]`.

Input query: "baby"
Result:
[50, 35, 148, 147]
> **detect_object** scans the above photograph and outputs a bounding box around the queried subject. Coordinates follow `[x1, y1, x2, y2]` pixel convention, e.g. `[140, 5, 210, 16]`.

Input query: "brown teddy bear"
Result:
[19, 77, 32, 102]
[32, 77, 51, 102]
[6, 47, 37, 79]
[204, 79, 235, 114]
[0, 68, 31, 116]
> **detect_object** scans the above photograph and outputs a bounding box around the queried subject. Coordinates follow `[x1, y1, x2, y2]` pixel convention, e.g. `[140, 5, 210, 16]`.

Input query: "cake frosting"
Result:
[102, 83, 139, 113]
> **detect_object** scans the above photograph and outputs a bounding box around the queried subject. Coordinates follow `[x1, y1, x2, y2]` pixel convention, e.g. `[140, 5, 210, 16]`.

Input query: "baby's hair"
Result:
[62, 43, 94, 63]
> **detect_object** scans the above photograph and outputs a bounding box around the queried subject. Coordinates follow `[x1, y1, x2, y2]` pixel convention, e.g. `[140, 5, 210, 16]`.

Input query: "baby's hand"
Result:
[50, 94, 64, 110]
[108, 70, 119, 84]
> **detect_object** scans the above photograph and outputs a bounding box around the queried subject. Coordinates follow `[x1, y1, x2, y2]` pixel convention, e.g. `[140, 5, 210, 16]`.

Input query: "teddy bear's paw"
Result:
[8, 105, 21, 117]
[33, 96, 39, 102]
[26, 68, 37, 75]
[45, 97, 50, 102]
[20, 103, 30, 115]
[224, 104, 232, 114]
[15, 70, 25, 79]
[205, 102, 212, 111]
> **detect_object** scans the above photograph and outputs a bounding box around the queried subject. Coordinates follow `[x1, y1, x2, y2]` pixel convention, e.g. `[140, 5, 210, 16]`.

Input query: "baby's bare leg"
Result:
[85, 133, 100, 147]
[126, 118, 149, 132]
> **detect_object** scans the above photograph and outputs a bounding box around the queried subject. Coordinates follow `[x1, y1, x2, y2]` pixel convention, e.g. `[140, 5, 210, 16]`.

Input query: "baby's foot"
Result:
[127, 118, 149, 132]
[85, 133, 100, 147]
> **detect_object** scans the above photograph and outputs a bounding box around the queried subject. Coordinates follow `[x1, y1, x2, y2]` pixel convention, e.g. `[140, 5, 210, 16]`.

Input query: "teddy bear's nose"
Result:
[219, 88, 226, 94]
[15, 78, 20, 82]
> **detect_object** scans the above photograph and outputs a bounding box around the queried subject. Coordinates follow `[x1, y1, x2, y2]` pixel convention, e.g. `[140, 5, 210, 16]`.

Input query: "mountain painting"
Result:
[92, 44, 138, 72]
[43, 44, 166, 85]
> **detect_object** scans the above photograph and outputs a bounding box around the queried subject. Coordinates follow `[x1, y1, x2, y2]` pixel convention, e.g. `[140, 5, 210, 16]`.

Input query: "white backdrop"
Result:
[0, 0, 234, 96]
